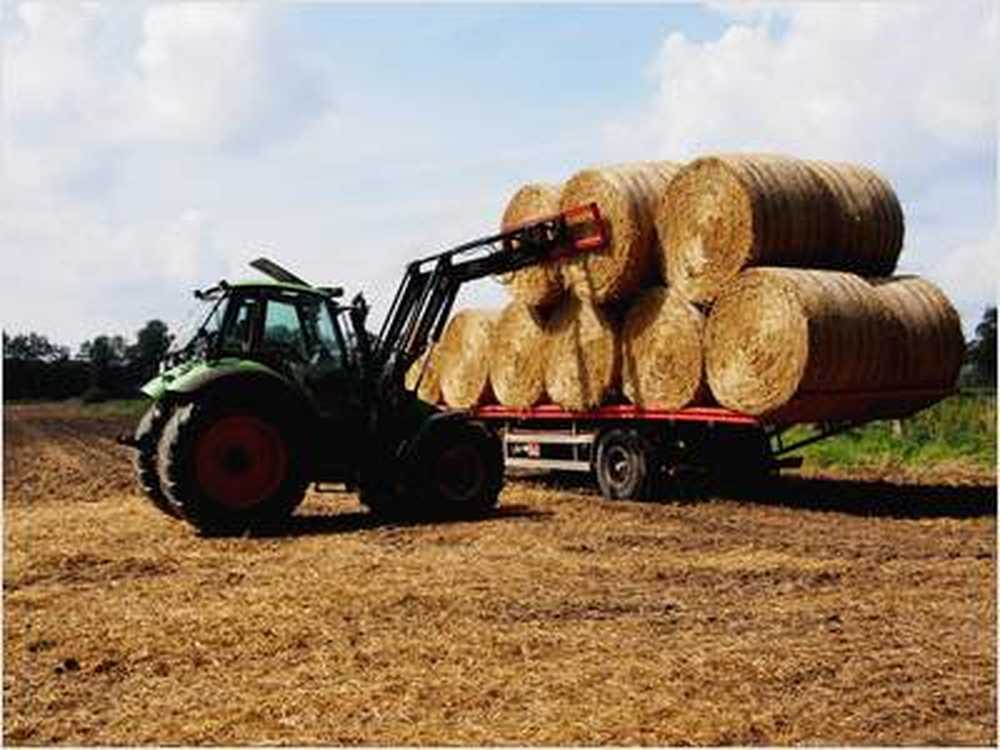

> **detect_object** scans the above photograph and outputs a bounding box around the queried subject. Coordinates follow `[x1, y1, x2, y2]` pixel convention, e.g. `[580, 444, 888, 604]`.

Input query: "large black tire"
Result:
[595, 428, 658, 501]
[364, 418, 503, 519]
[133, 401, 182, 519]
[157, 400, 308, 535]
[411, 419, 504, 517]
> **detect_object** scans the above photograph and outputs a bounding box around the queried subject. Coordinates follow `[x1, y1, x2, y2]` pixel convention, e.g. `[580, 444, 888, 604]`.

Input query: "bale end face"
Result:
[621, 286, 707, 410]
[658, 157, 755, 304]
[489, 301, 548, 408]
[500, 183, 565, 308]
[561, 161, 681, 304]
[438, 310, 499, 408]
[705, 270, 811, 415]
[544, 297, 621, 411]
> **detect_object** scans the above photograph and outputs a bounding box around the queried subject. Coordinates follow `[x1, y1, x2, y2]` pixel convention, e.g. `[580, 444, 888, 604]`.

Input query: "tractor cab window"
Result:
[299, 297, 347, 368]
[261, 298, 308, 361]
[219, 295, 259, 355]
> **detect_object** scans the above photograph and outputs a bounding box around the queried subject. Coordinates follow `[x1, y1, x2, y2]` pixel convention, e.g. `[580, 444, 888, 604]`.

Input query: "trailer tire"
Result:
[157, 400, 307, 535]
[595, 428, 658, 501]
[133, 401, 182, 519]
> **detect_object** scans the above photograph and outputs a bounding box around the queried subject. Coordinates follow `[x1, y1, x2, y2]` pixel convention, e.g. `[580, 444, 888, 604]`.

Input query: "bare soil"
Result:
[3, 403, 996, 745]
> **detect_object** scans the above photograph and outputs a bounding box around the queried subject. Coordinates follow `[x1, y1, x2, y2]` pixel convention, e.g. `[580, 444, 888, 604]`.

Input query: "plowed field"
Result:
[3, 403, 996, 745]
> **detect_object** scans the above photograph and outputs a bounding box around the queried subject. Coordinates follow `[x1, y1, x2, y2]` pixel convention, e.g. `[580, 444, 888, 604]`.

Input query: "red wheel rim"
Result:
[194, 415, 289, 510]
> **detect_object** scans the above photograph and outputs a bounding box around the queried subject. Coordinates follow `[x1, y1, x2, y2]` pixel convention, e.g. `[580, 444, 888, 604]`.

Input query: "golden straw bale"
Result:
[560, 161, 682, 303]
[621, 286, 707, 410]
[868, 275, 964, 389]
[806, 159, 904, 275]
[437, 309, 498, 408]
[404, 346, 442, 404]
[544, 297, 620, 410]
[704, 268, 961, 422]
[658, 154, 904, 303]
[489, 301, 548, 408]
[500, 183, 564, 307]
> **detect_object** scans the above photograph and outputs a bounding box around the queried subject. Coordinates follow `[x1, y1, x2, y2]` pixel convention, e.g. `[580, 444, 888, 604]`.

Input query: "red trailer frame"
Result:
[462, 389, 954, 501]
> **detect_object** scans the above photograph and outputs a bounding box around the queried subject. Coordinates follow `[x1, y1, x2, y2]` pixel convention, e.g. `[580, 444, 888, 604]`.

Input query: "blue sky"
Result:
[1, 2, 996, 352]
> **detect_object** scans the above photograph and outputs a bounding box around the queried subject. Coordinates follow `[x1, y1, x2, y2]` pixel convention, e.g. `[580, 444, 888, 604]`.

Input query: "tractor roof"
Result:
[230, 279, 345, 299]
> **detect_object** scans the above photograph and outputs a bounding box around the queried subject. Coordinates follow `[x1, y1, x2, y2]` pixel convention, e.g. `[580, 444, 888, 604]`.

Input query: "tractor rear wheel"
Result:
[133, 401, 181, 519]
[157, 400, 307, 535]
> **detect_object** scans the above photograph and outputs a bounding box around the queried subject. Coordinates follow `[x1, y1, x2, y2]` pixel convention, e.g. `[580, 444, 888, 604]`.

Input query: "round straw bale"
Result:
[437, 309, 498, 408]
[658, 154, 904, 303]
[500, 183, 564, 307]
[705, 268, 960, 422]
[404, 346, 442, 404]
[868, 275, 964, 389]
[806, 159, 904, 276]
[489, 301, 548, 407]
[544, 297, 620, 410]
[561, 161, 682, 303]
[621, 286, 707, 410]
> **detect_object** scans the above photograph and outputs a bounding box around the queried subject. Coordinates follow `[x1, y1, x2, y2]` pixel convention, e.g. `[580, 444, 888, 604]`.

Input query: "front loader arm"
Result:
[370, 202, 607, 407]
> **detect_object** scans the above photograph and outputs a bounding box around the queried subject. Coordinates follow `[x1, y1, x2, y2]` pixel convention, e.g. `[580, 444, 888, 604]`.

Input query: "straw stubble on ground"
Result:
[3, 403, 996, 745]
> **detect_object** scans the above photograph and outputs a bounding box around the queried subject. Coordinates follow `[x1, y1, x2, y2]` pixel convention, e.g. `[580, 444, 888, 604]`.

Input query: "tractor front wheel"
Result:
[413, 419, 504, 516]
[133, 401, 181, 519]
[157, 401, 307, 535]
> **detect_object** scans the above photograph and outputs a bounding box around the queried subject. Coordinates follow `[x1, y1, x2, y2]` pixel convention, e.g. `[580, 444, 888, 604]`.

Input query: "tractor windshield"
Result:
[163, 294, 227, 368]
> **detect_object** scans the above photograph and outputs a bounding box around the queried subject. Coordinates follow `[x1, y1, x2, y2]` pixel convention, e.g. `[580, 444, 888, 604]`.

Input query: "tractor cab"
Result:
[150, 264, 367, 425]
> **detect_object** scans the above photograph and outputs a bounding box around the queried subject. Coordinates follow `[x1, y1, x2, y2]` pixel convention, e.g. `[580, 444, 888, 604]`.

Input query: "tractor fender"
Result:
[152, 361, 315, 436]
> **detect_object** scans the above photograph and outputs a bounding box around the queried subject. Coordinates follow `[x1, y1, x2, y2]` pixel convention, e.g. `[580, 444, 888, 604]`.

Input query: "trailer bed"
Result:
[458, 392, 954, 499]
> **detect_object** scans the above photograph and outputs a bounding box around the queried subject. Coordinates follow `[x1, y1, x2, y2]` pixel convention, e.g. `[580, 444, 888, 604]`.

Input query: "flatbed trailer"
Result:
[464, 389, 953, 500]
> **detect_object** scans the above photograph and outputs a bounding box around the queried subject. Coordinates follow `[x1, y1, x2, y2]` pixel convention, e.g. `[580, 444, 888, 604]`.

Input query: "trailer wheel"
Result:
[412, 418, 503, 517]
[157, 400, 307, 535]
[133, 401, 182, 519]
[595, 428, 658, 501]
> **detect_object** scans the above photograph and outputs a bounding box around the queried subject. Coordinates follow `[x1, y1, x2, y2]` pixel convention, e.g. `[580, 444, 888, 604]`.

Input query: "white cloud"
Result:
[631, 2, 997, 173]
[0, 2, 333, 345]
[606, 1, 998, 333]
[126, 4, 293, 145]
[4, 2, 329, 154]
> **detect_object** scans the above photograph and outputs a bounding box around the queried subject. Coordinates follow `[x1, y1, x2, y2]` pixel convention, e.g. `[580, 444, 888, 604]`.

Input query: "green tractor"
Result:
[121, 205, 606, 534]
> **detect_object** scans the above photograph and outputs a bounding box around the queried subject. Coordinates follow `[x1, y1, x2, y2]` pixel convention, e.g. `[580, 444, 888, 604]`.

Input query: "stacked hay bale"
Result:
[436, 310, 497, 408]
[657, 154, 904, 304]
[660, 154, 960, 423]
[429, 151, 960, 423]
[544, 296, 621, 410]
[489, 301, 548, 408]
[499, 183, 564, 307]
[560, 161, 682, 303]
[404, 347, 442, 404]
[437, 160, 686, 410]
[703, 270, 962, 422]
[621, 286, 707, 410]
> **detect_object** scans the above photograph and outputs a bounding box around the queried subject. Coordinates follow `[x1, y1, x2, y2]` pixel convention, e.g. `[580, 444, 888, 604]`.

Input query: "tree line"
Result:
[3, 320, 171, 402]
[2, 307, 997, 402]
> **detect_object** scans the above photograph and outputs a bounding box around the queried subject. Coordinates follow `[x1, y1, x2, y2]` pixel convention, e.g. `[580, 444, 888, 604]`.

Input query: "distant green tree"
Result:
[80, 334, 130, 402]
[3, 331, 69, 362]
[966, 306, 997, 388]
[3, 331, 85, 400]
[132, 320, 171, 381]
